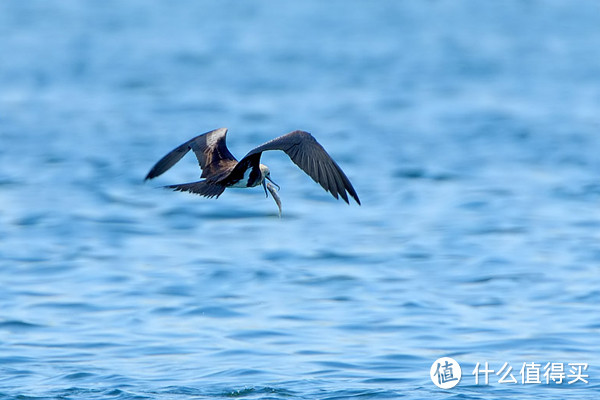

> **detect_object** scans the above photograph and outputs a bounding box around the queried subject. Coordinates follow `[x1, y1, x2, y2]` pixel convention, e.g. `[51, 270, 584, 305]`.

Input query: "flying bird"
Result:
[144, 128, 360, 215]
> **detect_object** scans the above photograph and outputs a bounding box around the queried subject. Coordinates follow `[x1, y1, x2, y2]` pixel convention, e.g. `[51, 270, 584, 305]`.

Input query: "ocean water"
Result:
[1, 1, 600, 399]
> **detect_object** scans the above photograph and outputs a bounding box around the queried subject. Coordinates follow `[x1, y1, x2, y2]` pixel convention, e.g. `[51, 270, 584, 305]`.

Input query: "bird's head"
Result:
[259, 163, 280, 197]
[259, 164, 270, 179]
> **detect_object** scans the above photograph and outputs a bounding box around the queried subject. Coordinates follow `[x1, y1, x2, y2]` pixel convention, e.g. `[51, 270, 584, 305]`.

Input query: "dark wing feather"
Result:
[145, 139, 194, 181]
[240, 130, 360, 205]
[145, 128, 237, 181]
[165, 180, 226, 198]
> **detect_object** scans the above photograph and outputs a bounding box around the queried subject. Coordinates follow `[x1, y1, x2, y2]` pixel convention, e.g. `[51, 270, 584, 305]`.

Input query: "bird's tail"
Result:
[165, 180, 226, 198]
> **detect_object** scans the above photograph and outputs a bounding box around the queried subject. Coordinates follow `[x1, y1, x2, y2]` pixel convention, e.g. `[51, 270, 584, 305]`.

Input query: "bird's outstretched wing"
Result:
[240, 130, 360, 205]
[164, 180, 226, 198]
[145, 128, 237, 181]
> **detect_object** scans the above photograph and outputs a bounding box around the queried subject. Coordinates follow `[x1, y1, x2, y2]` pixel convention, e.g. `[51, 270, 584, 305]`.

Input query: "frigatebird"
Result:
[144, 128, 360, 215]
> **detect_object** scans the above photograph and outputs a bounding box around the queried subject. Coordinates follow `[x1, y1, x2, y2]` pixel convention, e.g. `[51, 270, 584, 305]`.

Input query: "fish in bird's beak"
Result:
[266, 175, 280, 191]
[262, 176, 282, 217]
[263, 176, 279, 197]
[266, 181, 282, 217]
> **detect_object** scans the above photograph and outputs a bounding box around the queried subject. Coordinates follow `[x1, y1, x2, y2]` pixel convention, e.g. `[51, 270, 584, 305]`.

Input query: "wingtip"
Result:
[144, 165, 164, 181]
[340, 192, 361, 205]
[347, 184, 361, 206]
[349, 189, 361, 205]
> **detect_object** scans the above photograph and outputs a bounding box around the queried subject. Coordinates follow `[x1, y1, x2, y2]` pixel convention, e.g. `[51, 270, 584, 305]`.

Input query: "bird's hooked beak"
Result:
[262, 179, 268, 197]
[263, 176, 280, 197]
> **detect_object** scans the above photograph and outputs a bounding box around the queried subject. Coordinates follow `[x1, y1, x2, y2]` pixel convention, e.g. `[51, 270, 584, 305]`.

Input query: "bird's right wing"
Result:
[145, 128, 237, 180]
[241, 130, 360, 205]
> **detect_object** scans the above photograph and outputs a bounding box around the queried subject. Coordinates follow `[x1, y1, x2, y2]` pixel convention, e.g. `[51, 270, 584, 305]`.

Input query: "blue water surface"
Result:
[1, 1, 600, 399]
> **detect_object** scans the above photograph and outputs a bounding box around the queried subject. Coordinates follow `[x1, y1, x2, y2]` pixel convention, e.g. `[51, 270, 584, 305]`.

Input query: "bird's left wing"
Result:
[241, 130, 360, 205]
[145, 128, 236, 181]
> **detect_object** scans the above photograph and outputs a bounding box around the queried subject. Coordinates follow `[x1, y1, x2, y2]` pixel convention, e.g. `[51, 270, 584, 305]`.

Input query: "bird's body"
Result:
[145, 128, 360, 215]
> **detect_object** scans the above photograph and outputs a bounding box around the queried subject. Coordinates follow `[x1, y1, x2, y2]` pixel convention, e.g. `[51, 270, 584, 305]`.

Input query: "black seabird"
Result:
[145, 128, 361, 215]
